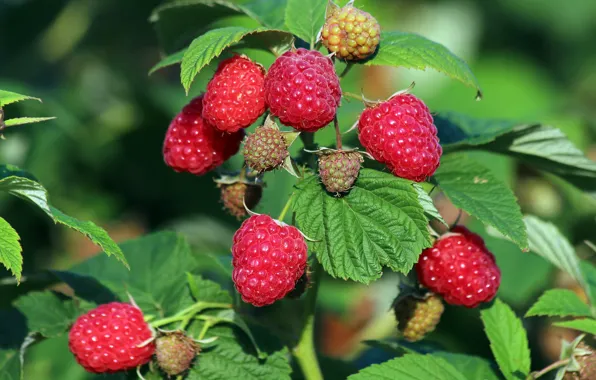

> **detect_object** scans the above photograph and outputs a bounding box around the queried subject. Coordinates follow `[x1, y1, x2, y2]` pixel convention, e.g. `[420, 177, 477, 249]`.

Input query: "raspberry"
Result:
[564, 343, 596, 380]
[68, 302, 155, 373]
[219, 181, 263, 219]
[358, 93, 442, 182]
[416, 226, 501, 307]
[321, 3, 381, 61]
[318, 150, 363, 194]
[244, 125, 289, 172]
[202, 55, 266, 132]
[156, 332, 199, 376]
[163, 96, 243, 176]
[232, 214, 308, 306]
[394, 293, 444, 342]
[264, 48, 341, 132]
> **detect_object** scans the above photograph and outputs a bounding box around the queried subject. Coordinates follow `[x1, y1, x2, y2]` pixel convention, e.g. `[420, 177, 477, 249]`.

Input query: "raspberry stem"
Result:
[333, 116, 342, 150]
[527, 358, 570, 379]
[150, 302, 232, 328]
[277, 192, 295, 221]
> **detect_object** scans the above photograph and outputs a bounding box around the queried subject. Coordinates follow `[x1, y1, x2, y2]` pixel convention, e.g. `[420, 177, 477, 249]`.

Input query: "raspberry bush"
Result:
[3, 1, 596, 380]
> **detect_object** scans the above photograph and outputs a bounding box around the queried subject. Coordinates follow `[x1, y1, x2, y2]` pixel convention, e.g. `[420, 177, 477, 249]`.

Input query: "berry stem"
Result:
[343, 91, 363, 102]
[527, 358, 570, 379]
[150, 302, 231, 328]
[339, 63, 353, 80]
[293, 261, 323, 380]
[333, 116, 342, 150]
[299, 132, 319, 170]
[278, 192, 295, 222]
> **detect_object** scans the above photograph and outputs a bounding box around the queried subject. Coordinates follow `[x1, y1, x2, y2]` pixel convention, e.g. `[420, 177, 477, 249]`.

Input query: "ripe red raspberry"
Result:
[232, 214, 308, 307]
[358, 93, 442, 182]
[219, 182, 263, 219]
[202, 55, 266, 132]
[163, 96, 243, 175]
[68, 302, 155, 373]
[416, 226, 501, 308]
[394, 293, 444, 342]
[264, 48, 341, 132]
[321, 3, 381, 61]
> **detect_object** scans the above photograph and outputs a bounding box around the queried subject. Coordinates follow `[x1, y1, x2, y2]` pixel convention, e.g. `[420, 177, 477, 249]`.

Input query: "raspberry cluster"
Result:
[232, 214, 308, 306]
[416, 226, 501, 307]
[68, 303, 155, 373]
[358, 93, 442, 182]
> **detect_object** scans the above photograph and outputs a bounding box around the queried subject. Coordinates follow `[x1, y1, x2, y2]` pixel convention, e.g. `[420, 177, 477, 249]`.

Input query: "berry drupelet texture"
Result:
[318, 151, 363, 194]
[394, 294, 444, 342]
[202, 55, 266, 133]
[220, 182, 262, 219]
[416, 226, 501, 308]
[243, 125, 289, 172]
[358, 93, 442, 182]
[264, 48, 341, 132]
[68, 302, 155, 373]
[155, 332, 198, 376]
[232, 214, 308, 307]
[163, 96, 243, 176]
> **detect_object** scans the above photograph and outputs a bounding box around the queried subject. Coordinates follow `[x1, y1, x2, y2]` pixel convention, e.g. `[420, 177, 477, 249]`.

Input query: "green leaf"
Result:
[150, 0, 288, 53]
[293, 169, 431, 284]
[187, 274, 232, 304]
[580, 261, 596, 308]
[365, 32, 481, 98]
[480, 299, 531, 380]
[65, 232, 195, 316]
[434, 352, 500, 380]
[50, 206, 128, 269]
[0, 175, 53, 219]
[149, 49, 186, 75]
[187, 323, 291, 379]
[526, 289, 592, 318]
[180, 27, 291, 93]
[437, 113, 596, 195]
[434, 153, 528, 250]
[212, 309, 266, 359]
[348, 354, 467, 380]
[413, 184, 447, 226]
[3, 117, 55, 127]
[284, 0, 326, 47]
[13, 292, 77, 338]
[0, 217, 22, 282]
[523, 215, 588, 299]
[554, 319, 596, 335]
[0, 350, 20, 380]
[0, 90, 41, 107]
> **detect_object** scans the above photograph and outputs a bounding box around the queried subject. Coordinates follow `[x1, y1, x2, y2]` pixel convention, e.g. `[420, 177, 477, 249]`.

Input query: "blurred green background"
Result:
[2, 0, 596, 378]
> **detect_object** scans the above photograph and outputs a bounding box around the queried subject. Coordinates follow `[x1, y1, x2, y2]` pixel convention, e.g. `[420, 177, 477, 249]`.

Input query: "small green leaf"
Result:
[3, 117, 55, 127]
[434, 352, 500, 380]
[284, 0, 326, 47]
[50, 206, 128, 269]
[434, 153, 528, 250]
[524, 216, 588, 300]
[413, 184, 447, 226]
[187, 323, 291, 379]
[365, 32, 481, 98]
[0, 217, 22, 283]
[480, 299, 531, 380]
[187, 275, 232, 304]
[0, 90, 41, 107]
[554, 319, 596, 335]
[526, 289, 592, 318]
[149, 49, 186, 75]
[0, 175, 53, 219]
[13, 292, 77, 338]
[293, 169, 431, 284]
[348, 354, 467, 380]
[580, 261, 596, 308]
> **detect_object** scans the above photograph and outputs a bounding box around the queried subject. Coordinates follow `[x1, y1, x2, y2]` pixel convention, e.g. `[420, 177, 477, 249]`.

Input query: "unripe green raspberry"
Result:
[321, 3, 381, 61]
[244, 125, 289, 172]
[394, 293, 444, 342]
[318, 151, 363, 194]
[155, 332, 199, 376]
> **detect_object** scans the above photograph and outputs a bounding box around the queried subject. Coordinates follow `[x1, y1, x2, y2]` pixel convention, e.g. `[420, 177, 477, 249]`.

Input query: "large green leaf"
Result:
[526, 289, 593, 318]
[13, 292, 77, 338]
[366, 32, 481, 98]
[0, 350, 20, 380]
[0, 90, 41, 107]
[293, 169, 431, 284]
[554, 318, 596, 335]
[180, 27, 292, 93]
[434, 153, 528, 250]
[187, 323, 291, 379]
[348, 354, 467, 380]
[434, 353, 499, 380]
[0, 217, 22, 282]
[480, 299, 531, 380]
[150, 0, 288, 53]
[284, 0, 326, 47]
[414, 184, 447, 226]
[437, 113, 596, 194]
[64, 232, 196, 317]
